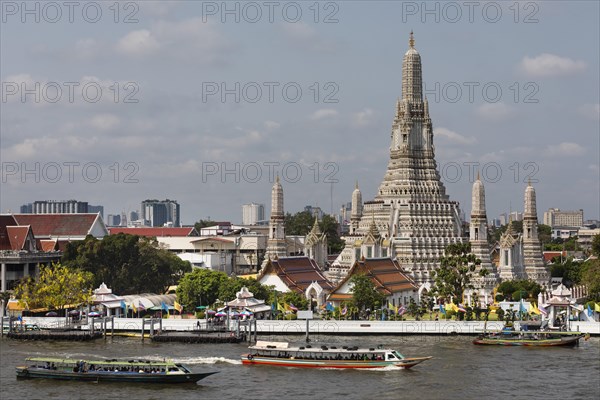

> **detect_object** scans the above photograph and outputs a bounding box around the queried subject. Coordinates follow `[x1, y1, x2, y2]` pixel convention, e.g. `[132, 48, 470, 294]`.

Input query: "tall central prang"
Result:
[332, 33, 464, 291]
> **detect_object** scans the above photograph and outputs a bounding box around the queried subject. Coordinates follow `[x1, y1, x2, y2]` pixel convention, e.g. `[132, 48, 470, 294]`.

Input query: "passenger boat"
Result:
[16, 357, 218, 383]
[473, 321, 589, 347]
[241, 341, 431, 369]
[473, 331, 587, 346]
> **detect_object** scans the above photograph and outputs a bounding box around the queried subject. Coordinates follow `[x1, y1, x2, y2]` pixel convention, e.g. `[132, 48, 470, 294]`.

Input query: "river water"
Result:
[1, 334, 598, 400]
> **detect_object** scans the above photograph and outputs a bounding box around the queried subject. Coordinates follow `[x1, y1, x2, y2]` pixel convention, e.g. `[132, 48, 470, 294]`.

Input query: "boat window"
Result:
[393, 351, 404, 359]
[387, 353, 396, 360]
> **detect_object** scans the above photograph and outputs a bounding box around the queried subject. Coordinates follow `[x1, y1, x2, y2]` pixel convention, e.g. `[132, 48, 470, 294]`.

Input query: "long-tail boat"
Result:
[241, 340, 431, 369]
[16, 357, 218, 383]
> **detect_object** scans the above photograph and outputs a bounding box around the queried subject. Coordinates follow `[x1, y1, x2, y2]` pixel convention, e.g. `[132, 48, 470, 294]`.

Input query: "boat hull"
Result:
[241, 355, 431, 369]
[472, 335, 583, 347]
[16, 368, 217, 383]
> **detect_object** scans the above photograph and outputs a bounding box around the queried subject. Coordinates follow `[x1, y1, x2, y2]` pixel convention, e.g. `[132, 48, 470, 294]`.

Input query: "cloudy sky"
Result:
[1, 1, 598, 225]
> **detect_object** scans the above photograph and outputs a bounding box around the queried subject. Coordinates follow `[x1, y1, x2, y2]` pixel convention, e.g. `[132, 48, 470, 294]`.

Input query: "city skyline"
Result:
[2, 2, 599, 224]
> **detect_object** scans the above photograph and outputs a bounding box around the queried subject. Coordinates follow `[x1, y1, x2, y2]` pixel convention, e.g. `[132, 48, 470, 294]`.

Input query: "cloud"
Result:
[476, 102, 514, 121]
[264, 120, 281, 130]
[116, 29, 160, 56]
[519, 53, 587, 77]
[352, 108, 374, 127]
[589, 164, 600, 175]
[434, 127, 476, 145]
[543, 142, 585, 157]
[89, 114, 121, 131]
[280, 22, 337, 52]
[309, 108, 339, 121]
[115, 19, 232, 64]
[578, 103, 600, 120]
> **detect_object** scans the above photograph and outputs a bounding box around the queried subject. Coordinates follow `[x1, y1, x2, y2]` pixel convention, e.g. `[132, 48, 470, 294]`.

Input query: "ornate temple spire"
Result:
[402, 31, 422, 103]
[471, 172, 486, 217]
[524, 179, 537, 218]
[310, 215, 321, 235]
[350, 180, 363, 234]
[270, 174, 284, 219]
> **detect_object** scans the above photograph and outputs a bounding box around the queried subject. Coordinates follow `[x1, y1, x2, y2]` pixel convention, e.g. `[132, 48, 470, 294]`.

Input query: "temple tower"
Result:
[337, 32, 463, 287]
[522, 181, 548, 286]
[350, 181, 362, 234]
[468, 173, 498, 301]
[265, 175, 287, 262]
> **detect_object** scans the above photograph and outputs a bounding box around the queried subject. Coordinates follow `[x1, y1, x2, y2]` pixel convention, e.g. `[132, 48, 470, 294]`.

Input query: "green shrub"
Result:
[495, 294, 504, 302]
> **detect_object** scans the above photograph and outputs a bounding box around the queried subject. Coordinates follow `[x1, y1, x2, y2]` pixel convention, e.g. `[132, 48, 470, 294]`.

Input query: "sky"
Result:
[1, 1, 599, 225]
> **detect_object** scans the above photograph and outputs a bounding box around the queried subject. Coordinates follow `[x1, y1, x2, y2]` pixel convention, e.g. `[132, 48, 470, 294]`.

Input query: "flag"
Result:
[326, 302, 334, 312]
[289, 303, 298, 311]
[131, 301, 137, 313]
[161, 302, 169, 312]
[530, 303, 541, 315]
[120, 300, 126, 310]
[588, 304, 593, 317]
[447, 303, 459, 312]
[137, 301, 145, 311]
[388, 302, 398, 314]
[277, 302, 285, 313]
[538, 305, 548, 316]
[519, 300, 527, 314]
[397, 305, 407, 316]
[440, 304, 446, 314]
[457, 304, 467, 313]
[341, 305, 348, 315]
[595, 303, 600, 313]
[174, 301, 183, 314]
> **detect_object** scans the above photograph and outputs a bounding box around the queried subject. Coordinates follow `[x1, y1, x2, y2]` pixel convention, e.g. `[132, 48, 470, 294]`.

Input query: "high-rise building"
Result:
[29, 200, 88, 214]
[334, 32, 464, 287]
[106, 214, 121, 226]
[140, 199, 181, 227]
[304, 206, 324, 220]
[242, 203, 265, 225]
[543, 208, 584, 228]
[88, 205, 104, 219]
[20, 203, 32, 213]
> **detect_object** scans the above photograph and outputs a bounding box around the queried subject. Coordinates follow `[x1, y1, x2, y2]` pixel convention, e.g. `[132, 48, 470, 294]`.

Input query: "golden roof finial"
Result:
[409, 31, 415, 48]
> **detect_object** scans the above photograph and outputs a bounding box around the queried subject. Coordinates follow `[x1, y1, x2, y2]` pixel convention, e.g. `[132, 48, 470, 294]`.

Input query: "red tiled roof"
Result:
[329, 258, 418, 299]
[261, 257, 335, 294]
[39, 239, 59, 252]
[0, 214, 19, 250]
[6, 226, 31, 250]
[13, 214, 100, 237]
[543, 251, 567, 262]
[108, 227, 198, 237]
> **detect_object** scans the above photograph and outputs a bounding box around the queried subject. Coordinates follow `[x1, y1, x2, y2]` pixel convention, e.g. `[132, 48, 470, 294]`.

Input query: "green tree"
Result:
[194, 219, 215, 232]
[349, 273, 384, 312]
[280, 291, 309, 310]
[285, 211, 314, 236]
[431, 242, 480, 303]
[320, 214, 345, 253]
[176, 268, 228, 309]
[62, 234, 191, 294]
[14, 262, 94, 311]
[581, 259, 600, 302]
[218, 277, 271, 303]
[591, 234, 600, 257]
[496, 279, 542, 301]
[537, 224, 552, 246]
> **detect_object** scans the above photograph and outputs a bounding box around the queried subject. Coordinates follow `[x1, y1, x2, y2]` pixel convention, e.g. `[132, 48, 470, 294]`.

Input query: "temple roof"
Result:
[329, 258, 418, 299]
[260, 256, 334, 294]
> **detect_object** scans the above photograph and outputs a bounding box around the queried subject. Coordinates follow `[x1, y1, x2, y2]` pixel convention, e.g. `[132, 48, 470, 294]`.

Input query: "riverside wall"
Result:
[13, 317, 600, 336]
